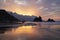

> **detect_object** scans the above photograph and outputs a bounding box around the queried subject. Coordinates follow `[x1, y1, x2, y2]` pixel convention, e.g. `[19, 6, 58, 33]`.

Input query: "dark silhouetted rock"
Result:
[0, 9, 20, 23]
[33, 16, 43, 22]
[47, 18, 55, 22]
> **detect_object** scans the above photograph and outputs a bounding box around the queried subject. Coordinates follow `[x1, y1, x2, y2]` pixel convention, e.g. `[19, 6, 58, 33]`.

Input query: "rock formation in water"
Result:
[0, 9, 20, 23]
[47, 18, 55, 22]
[33, 16, 43, 22]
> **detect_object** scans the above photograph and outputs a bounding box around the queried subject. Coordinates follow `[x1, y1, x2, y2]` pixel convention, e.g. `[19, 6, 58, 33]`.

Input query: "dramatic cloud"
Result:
[0, 0, 60, 21]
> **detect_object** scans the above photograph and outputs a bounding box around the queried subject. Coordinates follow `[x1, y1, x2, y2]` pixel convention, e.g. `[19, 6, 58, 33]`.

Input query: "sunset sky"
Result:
[0, 0, 60, 21]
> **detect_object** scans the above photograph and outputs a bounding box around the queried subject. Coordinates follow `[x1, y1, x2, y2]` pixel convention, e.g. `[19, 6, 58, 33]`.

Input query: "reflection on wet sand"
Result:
[0, 23, 60, 40]
[5, 26, 37, 34]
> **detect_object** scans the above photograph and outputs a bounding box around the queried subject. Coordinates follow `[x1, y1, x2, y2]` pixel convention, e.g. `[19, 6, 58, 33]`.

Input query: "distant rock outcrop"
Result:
[47, 18, 55, 22]
[0, 9, 20, 23]
[33, 16, 43, 22]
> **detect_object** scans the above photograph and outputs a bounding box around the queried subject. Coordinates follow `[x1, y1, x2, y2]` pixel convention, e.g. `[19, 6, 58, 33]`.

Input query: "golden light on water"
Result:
[5, 25, 40, 37]
[5, 26, 38, 36]
[15, 26, 35, 34]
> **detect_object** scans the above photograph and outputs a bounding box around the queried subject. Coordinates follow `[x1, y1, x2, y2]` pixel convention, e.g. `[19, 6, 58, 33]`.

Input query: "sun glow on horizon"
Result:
[13, 7, 38, 16]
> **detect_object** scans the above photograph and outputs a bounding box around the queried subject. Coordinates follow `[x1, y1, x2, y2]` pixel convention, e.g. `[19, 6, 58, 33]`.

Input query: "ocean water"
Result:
[0, 22, 60, 40]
